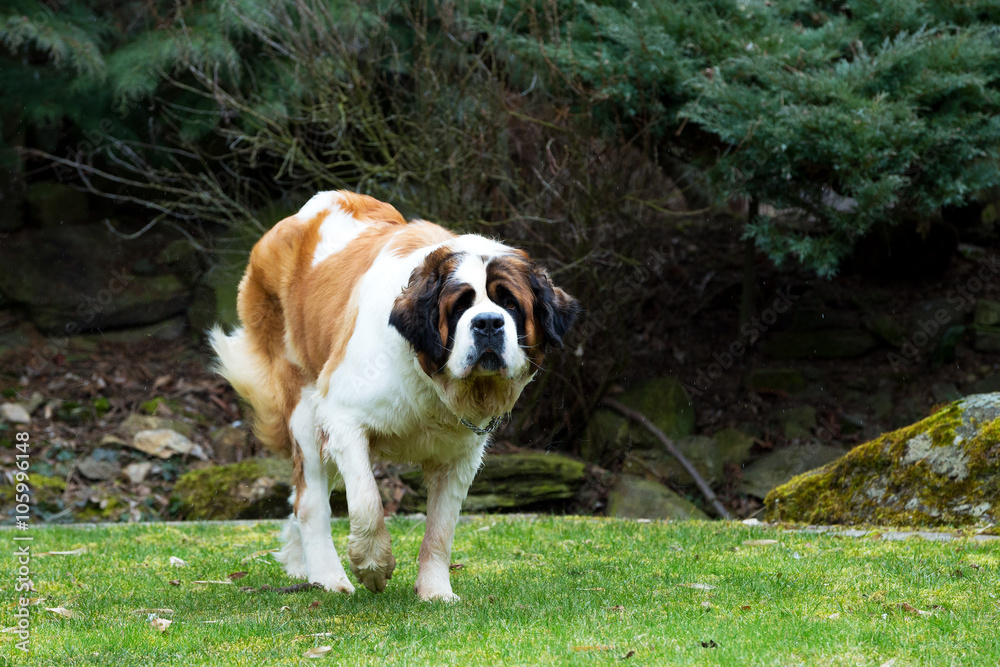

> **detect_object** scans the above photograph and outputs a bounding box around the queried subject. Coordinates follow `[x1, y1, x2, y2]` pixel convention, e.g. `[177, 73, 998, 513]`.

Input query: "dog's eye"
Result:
[453, 290, 475, 317]
[503, 297, 518, 311]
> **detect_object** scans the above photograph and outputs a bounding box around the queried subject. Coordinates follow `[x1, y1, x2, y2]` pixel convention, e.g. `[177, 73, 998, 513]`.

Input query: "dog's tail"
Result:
[209, 325, 293, 456]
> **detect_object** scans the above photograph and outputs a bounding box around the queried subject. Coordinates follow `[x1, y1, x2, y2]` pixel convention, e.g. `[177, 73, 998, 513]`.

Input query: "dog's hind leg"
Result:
[284, 395, 354, 593]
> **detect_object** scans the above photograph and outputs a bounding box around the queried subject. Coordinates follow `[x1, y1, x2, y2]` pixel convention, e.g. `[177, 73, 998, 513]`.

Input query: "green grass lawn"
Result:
[2, 516, 997, 666]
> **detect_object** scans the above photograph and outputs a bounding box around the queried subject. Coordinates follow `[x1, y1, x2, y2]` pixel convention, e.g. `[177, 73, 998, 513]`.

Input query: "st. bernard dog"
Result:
[210, 191, 578, 601]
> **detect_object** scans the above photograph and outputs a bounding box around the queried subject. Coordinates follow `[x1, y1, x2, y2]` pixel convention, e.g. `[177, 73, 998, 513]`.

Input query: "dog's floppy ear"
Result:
[529, 267, 580, 350]
[389, 250, 451, 373]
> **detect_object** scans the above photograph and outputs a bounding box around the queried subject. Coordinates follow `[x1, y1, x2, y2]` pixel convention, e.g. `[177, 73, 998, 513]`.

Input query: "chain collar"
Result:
[460, 415, 505, 436]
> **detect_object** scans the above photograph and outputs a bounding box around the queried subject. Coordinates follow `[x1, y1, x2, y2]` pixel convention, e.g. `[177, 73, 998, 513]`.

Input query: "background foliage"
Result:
[3, 0, 1000, 444]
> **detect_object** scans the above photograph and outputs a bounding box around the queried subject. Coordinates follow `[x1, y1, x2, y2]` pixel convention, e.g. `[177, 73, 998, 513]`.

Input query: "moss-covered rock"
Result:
[172, 458, 295, 520]
[0, 474, 65, 513]
[606, 475, 709, 521]
[581, 377, 694, 465]
[765, 393, 1000, 526]
[400, 451, 587, 512]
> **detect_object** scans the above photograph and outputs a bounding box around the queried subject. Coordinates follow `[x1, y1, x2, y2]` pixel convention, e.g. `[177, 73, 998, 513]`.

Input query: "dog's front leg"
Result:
[331, 427, 396, 593]
[415, 444, 485, 602]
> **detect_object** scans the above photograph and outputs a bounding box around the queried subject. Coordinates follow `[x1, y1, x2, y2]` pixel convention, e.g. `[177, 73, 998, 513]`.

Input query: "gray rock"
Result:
[714, 428, 755, 466]
[76, 456, 121, 481]
[974, 300, 1000, 327]
[973, 326, 1000, 352]
[621, 435, 721, 487]
[122, 461, 153, 484]
[131, 429, 194, 459]
[400, 451, 587, 512]
[606, 475, 709, 521]
[931, 383, 963, 404]
[93, 316, 187, 344]
[210, 425, 248, 464]
[779, 406, 817, 440]
[740, 443, 845, 499]
[582, 377, 694, 464]
[0, 225, 190, 334]
[766, 393, 1000, 526]
[970, 373, 1000, 395]
[120, 413, 196, 440]
[0, 403, 31, 424]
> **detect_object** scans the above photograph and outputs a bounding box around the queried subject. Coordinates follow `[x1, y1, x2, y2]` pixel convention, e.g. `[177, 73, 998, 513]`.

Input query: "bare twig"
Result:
[600, 397, 732, 520]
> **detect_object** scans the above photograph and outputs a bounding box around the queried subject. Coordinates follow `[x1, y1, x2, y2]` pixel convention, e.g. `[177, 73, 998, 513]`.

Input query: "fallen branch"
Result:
[239, 583, 322, 594]
[599, 398, 732, 520]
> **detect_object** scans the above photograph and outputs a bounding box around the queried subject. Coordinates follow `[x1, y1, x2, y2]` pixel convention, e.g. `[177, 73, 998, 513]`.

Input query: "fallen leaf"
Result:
[608, 605, 625, 612]
[228, 571, 249, 581]
[701, 640, 719, 649]
[150, 618, 172, 633]
[169, 556, 189, 568]
[46, 607, 78, 619]
[304, 646, 333, 658]
[191, 580, 232, 585]
[309, 600, 321, 610]
[169, 580, 181, 586]
[623, 650, 636, 659]
[743, 539, 779, 546]
[680, 583, 716, 590]
[827, 612, 841, 620]
[279, 606, 292, 613]
[449, 563, 464, 571]
[26, 597, 46, 606]
[133, 608, 174, 615]
[700, 601, 713, 610]
[740, 605, 752, 611]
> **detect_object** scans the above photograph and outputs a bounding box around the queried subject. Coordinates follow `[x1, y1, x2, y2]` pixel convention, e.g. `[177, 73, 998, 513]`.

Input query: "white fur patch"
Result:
[311, 198, 372, 266]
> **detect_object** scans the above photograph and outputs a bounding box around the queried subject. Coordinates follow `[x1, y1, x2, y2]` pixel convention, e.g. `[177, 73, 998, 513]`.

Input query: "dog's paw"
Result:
[347, 530, 396, 593]
[311, 573, 356, 594]
[349, 551, 396, 593]
[274, 546, 307, 580]
[415, 584, 460, 603]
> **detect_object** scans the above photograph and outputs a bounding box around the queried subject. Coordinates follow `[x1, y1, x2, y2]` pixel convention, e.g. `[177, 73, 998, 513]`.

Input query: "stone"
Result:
[740, 443, 845, 499]
[172, 458, 296, 520]
[0, 403, 31, 424]
[210, 425, 248, 463]
[122, 461, 153, 484]
[779, 406, 817, 440]
[621, 435, 721, 487]
[582, 377, 694, 464]
[94, 316, 188, 344]
[973, 326, 1000, 353]
[400, 451, 587, 512]
[0, 474, 65, 513]
[863, 312, 907, 347]
[76, 456, 121, 481]
[970, 373, 1000, 395]
[24, 181, 91, 227]
[188, 263, 244, 335]
[0, 225, 191, 334]
[714, 428, 755, 466]
[131, 429, 194, 459]
[765, 393, 1000, 526]
[762, 330, 879, 360]
[745, 368, 805, 394]
[120, 413, 196, 440]
[606, 475, 709, 520]
[975, 300, 1000, 327]
[931, 383, 963, 405]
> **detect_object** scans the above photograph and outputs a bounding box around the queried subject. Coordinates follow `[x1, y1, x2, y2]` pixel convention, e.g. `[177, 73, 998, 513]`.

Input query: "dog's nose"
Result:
[471, 313, 504, 336]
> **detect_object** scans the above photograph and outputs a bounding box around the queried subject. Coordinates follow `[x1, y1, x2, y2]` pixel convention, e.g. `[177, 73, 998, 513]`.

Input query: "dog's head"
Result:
[389, 235, 579, 423]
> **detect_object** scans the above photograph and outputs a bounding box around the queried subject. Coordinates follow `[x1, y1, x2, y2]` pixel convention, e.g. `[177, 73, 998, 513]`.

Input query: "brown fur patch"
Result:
[485, 255, 545, 370]
[390, 220, 454, 258]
